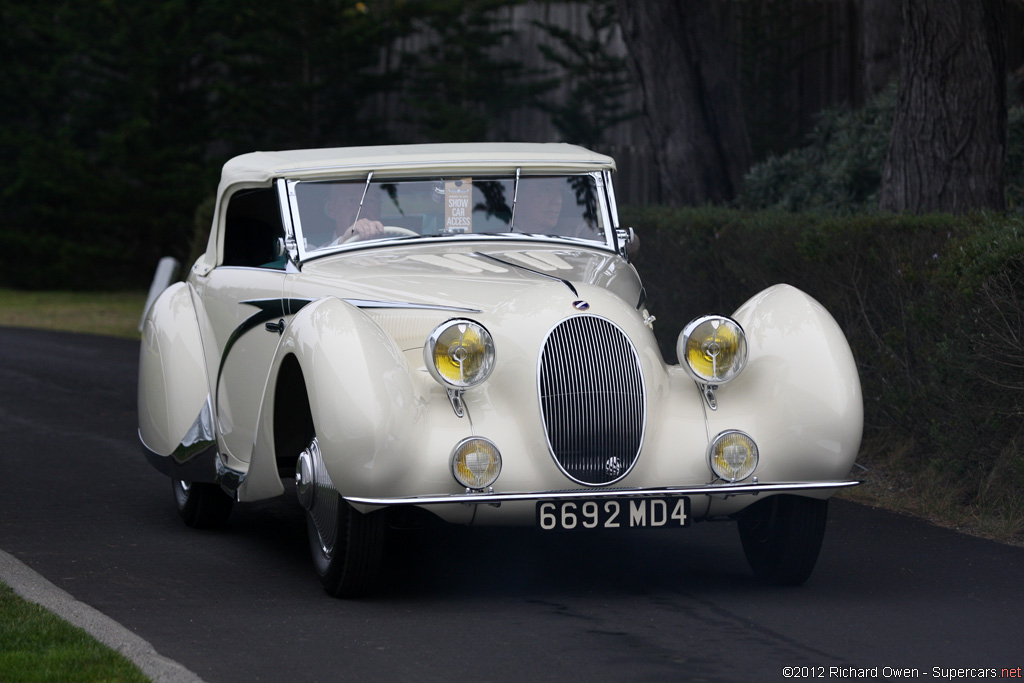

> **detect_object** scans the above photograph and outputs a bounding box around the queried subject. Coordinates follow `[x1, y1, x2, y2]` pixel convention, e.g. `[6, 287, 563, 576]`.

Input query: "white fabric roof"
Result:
[217, 143, 615, 196]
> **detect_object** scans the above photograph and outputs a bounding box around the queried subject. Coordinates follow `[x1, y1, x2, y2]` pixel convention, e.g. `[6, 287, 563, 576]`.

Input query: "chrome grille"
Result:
[538, 315, 645, 485]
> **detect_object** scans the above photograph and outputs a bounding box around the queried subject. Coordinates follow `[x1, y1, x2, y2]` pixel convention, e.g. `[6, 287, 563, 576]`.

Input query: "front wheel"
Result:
[172, 478, 234, 529]
[297, 436, 387, 597]
[737, 495, 828, 586]
[306, 497, 387, 598]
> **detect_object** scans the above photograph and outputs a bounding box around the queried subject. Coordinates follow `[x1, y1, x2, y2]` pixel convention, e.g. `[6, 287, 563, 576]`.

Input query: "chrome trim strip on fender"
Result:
[344, 480, 862, 506]
[342, 299, 482, 313]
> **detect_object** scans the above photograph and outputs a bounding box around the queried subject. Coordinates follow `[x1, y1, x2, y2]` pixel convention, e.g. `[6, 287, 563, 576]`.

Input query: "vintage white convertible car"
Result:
[138, 143, 862, 596]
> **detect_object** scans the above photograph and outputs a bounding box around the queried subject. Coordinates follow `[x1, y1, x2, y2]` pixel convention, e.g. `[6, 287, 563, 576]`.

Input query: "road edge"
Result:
[0, 548, 205, 683]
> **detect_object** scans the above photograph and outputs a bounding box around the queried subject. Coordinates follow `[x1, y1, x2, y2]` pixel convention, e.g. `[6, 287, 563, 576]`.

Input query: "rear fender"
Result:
[138, 282, 212, 460]
[240, 296, 422, 502]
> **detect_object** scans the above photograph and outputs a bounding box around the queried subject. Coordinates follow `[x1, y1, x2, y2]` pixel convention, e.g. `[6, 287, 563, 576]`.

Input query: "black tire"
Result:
[307, 494, 387, 598]
[737, 495, 828, 586]
[172, 478, 234, 529]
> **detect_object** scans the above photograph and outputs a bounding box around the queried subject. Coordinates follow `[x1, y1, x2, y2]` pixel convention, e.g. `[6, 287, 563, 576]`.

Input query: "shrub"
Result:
[736, 85, 895, 213]
[738, 84, 1024, 214]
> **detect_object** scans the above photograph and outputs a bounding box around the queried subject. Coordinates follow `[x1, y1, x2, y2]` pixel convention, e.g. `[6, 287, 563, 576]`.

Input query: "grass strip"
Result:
[0, 582, 148, 683]
[0, 289, 147, 339]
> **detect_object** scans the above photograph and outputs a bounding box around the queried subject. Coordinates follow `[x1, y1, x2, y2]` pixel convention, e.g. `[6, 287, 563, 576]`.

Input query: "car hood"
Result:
[288, 242, 644, 313]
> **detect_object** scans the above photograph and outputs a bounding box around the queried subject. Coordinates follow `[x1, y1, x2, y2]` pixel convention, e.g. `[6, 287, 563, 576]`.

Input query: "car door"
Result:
[191, 186, 291, 468]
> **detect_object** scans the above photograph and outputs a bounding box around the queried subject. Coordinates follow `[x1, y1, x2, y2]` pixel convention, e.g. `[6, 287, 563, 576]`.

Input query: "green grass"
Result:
[0, 583, 148, 682]
[0, 289, 147, 339]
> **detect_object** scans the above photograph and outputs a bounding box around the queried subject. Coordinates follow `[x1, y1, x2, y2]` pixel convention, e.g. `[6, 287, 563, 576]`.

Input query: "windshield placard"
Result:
[444, 178, 473, 233]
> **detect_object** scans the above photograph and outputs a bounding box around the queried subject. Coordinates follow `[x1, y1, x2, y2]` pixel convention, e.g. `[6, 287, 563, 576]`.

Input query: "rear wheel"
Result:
[297, 436, 387, 598]
[737, 495, 827, 586]
[172, 478, 234, 529]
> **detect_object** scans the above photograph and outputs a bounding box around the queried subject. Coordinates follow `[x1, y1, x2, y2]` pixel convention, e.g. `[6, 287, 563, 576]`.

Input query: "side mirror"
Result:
[615, 227, 639, 260]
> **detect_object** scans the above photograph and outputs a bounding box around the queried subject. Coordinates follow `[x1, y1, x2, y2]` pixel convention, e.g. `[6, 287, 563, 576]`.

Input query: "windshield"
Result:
[292, 174, 608, 255]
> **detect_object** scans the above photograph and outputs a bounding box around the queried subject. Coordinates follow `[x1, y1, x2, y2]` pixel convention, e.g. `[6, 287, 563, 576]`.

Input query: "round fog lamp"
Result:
[425, 319, 496, 389]
[451, 437, 501, 490]
[678, 315, 747, 385]
[707, 430, 758, 482]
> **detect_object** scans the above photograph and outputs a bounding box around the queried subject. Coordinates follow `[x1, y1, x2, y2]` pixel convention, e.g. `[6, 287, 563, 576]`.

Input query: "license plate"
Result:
[536, 497, 690, 531]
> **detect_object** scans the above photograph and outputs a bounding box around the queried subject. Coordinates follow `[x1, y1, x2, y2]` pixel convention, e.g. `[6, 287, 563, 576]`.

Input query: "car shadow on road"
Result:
[177, 493, 886, 602]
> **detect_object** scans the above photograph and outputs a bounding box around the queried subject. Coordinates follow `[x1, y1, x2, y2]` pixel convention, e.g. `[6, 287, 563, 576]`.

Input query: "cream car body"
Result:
[138, 143, 862, 596]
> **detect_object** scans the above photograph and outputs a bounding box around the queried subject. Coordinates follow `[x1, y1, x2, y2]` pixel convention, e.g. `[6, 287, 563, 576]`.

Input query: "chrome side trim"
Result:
[344, 480, 861, 506]
[342, 298, 481, 313]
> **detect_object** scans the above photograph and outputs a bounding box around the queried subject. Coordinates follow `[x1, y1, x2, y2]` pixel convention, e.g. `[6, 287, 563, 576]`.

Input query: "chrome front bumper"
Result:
[344, 479, 861, 507]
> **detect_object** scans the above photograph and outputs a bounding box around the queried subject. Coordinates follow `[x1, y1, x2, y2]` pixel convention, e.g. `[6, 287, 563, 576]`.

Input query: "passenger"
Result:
[514, 177, 600, 239]
[514, 177, 565, 233]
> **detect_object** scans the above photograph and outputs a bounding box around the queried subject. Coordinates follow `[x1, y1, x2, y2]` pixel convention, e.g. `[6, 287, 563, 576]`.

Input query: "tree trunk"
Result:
[879, 0, 1006, 213]
[616, 1, 752, 205]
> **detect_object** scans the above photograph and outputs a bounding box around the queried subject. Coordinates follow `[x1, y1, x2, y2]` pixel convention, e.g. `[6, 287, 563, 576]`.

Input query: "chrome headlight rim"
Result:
[450, 436, 502, 490]
[677, 314, 748, 385]
[706, 429, 758, 483]
[424, 318, 496, 390]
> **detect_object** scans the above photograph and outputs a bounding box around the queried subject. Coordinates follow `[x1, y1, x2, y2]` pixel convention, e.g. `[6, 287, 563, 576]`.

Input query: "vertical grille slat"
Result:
[538, 316, 645, 486]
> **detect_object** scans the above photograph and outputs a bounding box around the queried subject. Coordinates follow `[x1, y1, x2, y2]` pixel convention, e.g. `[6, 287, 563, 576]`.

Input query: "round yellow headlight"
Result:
[677, 315, 748, 384]
[707, 430, 758, 482]
[424, 319, 496, 389]
[451, 437, 502, 489]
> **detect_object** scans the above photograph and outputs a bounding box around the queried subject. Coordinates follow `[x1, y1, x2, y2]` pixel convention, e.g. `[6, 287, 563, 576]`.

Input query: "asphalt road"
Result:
[1, 326, 1022, 683]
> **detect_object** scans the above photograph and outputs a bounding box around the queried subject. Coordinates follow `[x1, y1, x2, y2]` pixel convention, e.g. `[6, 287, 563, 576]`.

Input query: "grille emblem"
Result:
[605, 457, 623, 477]
[572, 300, 590, 310]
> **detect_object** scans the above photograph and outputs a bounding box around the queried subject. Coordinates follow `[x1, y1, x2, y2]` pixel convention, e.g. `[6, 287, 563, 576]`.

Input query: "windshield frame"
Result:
[281, 171, 617, 264]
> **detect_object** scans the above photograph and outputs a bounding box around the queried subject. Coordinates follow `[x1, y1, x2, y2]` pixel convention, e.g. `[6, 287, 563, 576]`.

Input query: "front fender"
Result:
[138, 282, 211, 458]
[240, 296, 423, 502]
[708, 284, 863, 485]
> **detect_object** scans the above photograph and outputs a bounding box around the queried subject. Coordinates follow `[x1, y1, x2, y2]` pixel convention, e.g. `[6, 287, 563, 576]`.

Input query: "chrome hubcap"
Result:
[295, 437, 338, 558]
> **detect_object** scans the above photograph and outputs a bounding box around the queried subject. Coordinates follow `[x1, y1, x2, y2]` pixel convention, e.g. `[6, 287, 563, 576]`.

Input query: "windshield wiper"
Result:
[508, 167, 520, 232]
[353, 171, 373, 224]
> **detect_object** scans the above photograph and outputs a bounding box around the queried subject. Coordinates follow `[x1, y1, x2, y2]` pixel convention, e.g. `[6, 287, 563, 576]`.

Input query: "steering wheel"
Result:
[342, 225, 418, 244]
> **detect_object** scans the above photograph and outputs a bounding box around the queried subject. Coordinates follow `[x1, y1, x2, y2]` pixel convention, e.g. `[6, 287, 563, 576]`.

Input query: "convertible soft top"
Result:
[218, 142, 617, 197]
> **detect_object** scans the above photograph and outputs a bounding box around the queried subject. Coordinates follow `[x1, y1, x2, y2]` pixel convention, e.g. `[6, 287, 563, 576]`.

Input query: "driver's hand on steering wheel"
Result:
[342, 218, 385, 241]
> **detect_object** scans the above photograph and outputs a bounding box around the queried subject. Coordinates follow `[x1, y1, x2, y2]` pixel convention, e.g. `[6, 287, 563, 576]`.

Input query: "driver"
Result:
[325, 182, 384, 243]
